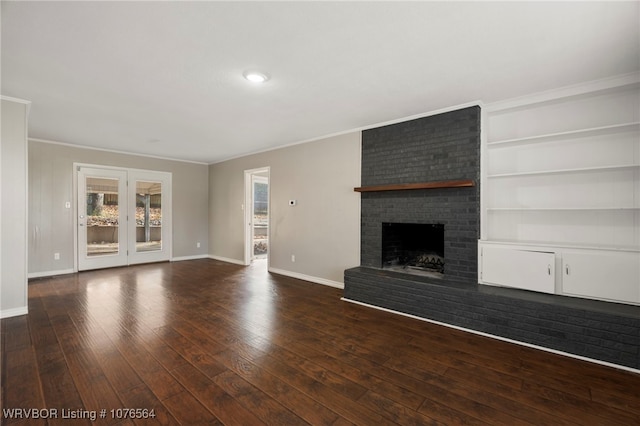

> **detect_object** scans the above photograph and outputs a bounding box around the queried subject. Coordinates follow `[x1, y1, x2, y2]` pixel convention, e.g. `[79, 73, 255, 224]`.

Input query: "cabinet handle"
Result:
[548, 265, 551, 275]
[565, 264, 570, 275]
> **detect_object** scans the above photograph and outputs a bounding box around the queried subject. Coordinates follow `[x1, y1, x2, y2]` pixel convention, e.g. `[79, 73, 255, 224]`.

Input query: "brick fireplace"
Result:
[358, 106, 480, 282]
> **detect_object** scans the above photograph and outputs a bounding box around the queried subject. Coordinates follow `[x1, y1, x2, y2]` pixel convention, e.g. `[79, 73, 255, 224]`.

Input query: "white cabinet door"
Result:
[481, 246, 555, 294]
[562, 250, 640, 303]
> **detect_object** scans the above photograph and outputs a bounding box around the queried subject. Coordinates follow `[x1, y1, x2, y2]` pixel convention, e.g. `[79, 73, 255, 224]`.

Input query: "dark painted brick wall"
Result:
[360, 106, 480, 281]
[362, 106, 481, 186]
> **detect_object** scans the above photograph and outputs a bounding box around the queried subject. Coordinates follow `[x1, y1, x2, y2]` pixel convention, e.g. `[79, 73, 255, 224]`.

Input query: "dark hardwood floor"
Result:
[2, 259, 639, 425]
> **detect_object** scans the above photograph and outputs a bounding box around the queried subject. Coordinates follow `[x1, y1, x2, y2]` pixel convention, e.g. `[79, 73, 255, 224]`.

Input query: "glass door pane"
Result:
[128, 170, 171, 266]
[78, 167, 128, 271]
[135, 180, 162, 253]
[86, 177, 120, 256]
[252, 176, 268, 259]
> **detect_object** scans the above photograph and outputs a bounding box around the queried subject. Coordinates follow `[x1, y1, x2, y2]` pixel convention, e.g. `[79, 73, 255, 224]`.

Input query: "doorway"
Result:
[76, 165, 172, 271]
[244, 167, 270, 266]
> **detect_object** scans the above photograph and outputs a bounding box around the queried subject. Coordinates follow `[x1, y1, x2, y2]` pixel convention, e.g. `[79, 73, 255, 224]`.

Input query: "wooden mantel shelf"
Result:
[354, 179, 475, 192]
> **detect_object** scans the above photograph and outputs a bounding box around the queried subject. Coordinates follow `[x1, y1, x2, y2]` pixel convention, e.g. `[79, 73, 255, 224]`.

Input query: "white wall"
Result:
[209, 132, 361, 286]
[1, 98, 29, 318]
[28, 141, 210, 276]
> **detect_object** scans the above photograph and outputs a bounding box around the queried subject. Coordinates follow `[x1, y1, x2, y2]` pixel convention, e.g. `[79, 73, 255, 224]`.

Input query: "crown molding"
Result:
[29, 137, 209, 166]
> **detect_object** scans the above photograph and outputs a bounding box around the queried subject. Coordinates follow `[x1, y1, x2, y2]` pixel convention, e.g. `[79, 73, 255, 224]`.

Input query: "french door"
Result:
[77, 166, 172, 271]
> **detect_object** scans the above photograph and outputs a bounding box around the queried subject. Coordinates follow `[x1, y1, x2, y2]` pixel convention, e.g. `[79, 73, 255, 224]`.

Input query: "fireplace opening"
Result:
[382, 223, 444, 278]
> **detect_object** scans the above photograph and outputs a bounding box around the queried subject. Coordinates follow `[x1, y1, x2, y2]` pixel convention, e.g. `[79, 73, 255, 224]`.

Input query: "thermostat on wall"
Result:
[289, 200, 297, 206]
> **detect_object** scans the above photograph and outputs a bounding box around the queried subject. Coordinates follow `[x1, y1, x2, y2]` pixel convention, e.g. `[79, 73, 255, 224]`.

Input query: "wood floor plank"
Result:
[2, 259, 639, 426]
[212, 347, 341, 425]
[152, 324, 228, 379]
[518, 347, 640, 397]
[117, 383, 179, 426]
[95, 318, 185, 402]
[275, 336, 426, 410]
[161, 390, 221, 425]
[418, 396, 494, 425]
[252, 351, 396, 425]
[169, 362, 264, 425]
[382, 355, 526, 425]
[212, 370, 308, 425]
[1, 346, 46, 422]
[590, 387, 640, 416]
[91, 345, 144, 395]
[63, 349, 124, 426]
[264, 345, 369, 401]
[33, 349, 91, 426]
[521, 381, 640, 425]
[137, 336, 191, 373]
[1, 316, 32, 352]
[277, 334, 438, 403]
[439, 367, 581, 426]
[358, 390, 445, 426]
[384, 350, 575, 425]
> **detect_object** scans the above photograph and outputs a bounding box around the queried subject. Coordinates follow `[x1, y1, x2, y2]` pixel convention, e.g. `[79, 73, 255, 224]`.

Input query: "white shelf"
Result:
[487, 164, 640, 178]
[487, 122, 640, 147]
[480, 239, 640, 253]
[487, 207, 640, 211]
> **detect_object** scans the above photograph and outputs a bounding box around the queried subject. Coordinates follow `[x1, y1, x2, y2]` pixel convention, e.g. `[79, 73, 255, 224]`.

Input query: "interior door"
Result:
[78, 167, 128, 271]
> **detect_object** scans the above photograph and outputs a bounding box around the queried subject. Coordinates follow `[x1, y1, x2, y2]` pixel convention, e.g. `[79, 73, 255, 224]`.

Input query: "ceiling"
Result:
[2, 1, 638, 164]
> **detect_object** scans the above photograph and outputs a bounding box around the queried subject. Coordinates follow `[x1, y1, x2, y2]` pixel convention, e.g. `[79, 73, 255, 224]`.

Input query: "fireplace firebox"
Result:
[381, 223, 444, 277]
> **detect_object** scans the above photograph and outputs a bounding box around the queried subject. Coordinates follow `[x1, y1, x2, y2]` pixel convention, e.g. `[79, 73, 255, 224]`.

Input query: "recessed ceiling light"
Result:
[243, 70, 270, 83]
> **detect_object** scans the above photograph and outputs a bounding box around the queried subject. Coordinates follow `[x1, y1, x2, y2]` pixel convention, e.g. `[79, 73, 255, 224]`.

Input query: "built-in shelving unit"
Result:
[479, 74, 640, 305]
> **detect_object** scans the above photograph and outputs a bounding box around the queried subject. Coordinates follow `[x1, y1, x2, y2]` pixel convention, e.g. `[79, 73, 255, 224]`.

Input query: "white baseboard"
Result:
[28, 269, 75, 279]
[171, 254, 209, 262]
[1, 306, 28, 319]
[208, 255, 247, 266]
[341, 297, 640, 375]
[269, 267, 344, 289]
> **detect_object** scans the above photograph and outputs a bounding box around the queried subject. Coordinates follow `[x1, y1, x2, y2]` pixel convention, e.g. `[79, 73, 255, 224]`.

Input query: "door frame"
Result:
[73, 163, 173, 272]
[243, 167, 270, 266]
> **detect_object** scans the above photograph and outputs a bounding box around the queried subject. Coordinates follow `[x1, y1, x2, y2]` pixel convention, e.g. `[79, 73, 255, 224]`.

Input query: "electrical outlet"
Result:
[196, 242, 201, 248]
[291, 255, 295, 262]
[54, 253, 60, 260]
